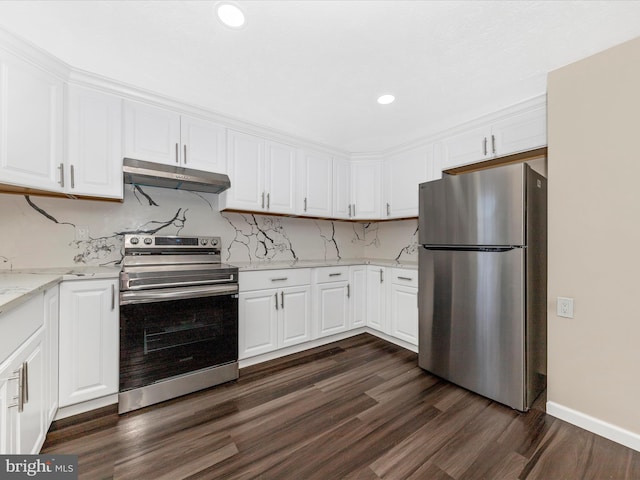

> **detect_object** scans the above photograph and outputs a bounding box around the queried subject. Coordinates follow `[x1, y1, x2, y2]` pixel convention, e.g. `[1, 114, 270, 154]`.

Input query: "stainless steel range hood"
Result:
[123, 158, 231, 194]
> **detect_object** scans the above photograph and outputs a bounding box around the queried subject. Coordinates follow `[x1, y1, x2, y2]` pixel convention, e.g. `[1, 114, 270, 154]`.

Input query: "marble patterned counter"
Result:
[0, 267, 120, 314]
[232, 258, 418, 271]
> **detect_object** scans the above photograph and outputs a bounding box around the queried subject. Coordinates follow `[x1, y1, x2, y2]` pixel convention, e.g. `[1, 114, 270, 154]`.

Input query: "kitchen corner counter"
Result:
[231, 258, 418, 271]
[0, 266, 121, 314]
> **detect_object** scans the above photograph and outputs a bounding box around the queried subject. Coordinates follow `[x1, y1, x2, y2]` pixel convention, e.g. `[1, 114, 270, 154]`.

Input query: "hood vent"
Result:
[123, 158, 231, 194]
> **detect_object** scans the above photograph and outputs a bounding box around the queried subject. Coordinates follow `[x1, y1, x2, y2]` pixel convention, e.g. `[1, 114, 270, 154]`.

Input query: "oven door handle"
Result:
[120, 284, 239, 305]
[122, 274, 236, 291]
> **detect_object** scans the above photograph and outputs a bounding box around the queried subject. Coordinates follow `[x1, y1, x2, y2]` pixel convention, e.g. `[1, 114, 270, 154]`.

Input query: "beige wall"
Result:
[548, 36, 640, 433]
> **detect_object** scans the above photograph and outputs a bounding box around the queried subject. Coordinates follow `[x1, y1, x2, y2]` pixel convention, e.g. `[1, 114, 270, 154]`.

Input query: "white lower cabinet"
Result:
[366, 265, 388, 333]
[0, 289, 51, 454]
[389, 269, 419, 346]
[239, 269, 312, 359]
[59, 278, 119, 407]
[349, 265, 367, 329]
[44, 285, 59, 425]
[314, 267, 350, 338]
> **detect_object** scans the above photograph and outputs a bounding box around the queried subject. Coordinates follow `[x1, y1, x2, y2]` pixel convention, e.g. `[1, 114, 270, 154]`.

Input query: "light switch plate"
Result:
[557, 297, 574, 318]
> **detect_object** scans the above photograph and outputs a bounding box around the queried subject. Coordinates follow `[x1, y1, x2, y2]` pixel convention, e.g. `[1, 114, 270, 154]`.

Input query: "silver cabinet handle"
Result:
[380, 269, 384, 283]
[386, 203, 390, 216]
[70, 164, 75, 189]
[111, 284, 115, 310]
[280, 291, 284, 309]
[23, 361, 28, 404]
[347, 283, 350, 298]
[353, 204, 356, 216]
[58, 163, 65, 188]
[274, 292, 278, 310]
[491, 134, 496, 154]
[262, 192, 265, 209]
[184, 144, 187, 164]
[348, 204, 352, 217]
[329, 272, 342, 277]
[7, 366, 22, 411]
[398, 276, 413, 281]
[483, 137, 487, 156]
[267, 193, 270, 209]
[270, 277, 288, 282]
[304, 197, 307, 212]
[175, 143, 179, 163]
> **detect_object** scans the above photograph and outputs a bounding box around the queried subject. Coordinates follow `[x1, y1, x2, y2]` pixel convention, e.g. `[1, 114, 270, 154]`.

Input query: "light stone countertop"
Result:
[0, 267, 121, 315]
[231, 258, 418, 272]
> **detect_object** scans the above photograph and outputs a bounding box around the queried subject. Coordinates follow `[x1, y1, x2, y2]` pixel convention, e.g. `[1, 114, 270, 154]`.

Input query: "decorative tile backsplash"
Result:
[0, 185, 418, 269]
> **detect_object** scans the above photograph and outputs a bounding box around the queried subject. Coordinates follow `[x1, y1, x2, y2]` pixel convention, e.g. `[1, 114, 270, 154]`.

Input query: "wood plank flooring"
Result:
[43, 334, 640, 479]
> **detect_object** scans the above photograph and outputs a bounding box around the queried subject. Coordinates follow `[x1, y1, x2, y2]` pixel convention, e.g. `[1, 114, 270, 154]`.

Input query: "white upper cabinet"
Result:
[383, 145, 433, 219]
[441, 100, 546, 171]
[298, 148, 333, 217]
[179, 115, 227, 173]
[265, 140, 297, 214]
[123, 101, 226, 172]
[66, 85, 123, 198]
[332, 156, 351, 219]
[0, 48, 64, 192]
[350, 161, 382, 220]
[221, 130, 296, 214]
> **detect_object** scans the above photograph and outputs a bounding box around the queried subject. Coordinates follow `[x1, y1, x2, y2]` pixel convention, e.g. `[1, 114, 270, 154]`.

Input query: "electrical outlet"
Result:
[75, 225, 90, 241]
[557, 297, 574, 318]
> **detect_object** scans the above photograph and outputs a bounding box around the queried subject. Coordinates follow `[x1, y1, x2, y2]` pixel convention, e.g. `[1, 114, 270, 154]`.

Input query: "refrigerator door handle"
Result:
[421, 245, 521, 253]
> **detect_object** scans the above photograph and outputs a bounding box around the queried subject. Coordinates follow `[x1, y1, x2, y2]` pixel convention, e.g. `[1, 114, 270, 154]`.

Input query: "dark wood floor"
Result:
[43, 334, 640, 479]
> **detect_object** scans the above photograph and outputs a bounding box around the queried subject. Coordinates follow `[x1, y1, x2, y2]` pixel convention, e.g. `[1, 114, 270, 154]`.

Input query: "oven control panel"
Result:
[124, 234, 221, 251]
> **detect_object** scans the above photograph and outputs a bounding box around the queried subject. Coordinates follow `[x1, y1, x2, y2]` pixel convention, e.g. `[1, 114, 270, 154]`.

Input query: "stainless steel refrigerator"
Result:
[418, 163, 546, 411]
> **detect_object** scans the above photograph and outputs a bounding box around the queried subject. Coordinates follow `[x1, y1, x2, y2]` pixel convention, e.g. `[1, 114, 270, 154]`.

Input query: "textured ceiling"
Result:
[1, 1, 640, 153]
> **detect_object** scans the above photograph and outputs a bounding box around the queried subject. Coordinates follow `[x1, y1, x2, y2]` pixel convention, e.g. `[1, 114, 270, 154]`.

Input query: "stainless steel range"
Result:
[118, 234, 238, 414]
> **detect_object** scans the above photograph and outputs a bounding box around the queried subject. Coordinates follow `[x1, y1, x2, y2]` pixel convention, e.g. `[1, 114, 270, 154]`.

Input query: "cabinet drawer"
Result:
[314, 266, 350, 284]
[239, 268, 311, 292]
[390, 268, 418, 287]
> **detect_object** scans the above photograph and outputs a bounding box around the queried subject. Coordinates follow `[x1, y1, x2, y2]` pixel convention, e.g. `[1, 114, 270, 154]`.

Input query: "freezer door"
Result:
[419, 163, 526, 246]
[418, 246, 526, 410]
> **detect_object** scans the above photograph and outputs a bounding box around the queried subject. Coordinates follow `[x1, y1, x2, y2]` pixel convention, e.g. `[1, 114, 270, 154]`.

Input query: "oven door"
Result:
[119, 285, 238, 392]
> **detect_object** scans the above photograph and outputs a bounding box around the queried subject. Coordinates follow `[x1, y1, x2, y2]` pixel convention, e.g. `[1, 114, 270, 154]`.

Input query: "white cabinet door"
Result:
[265, 140, 297, 215]
[123, 101, 181, 166]
[299, 149, 332, 217]
[223, 130, 265, 211]
[349, 266, 367, 329]
[0, 327, 46, 455]
[67, 85, 123, 198]
[59, 279, 119, 407]
[441, 125, 492, 170]
[351, 161, 382, 219]
[366, 266, 387, 333]
[180, 115, 226, 173]
[333, 156, 351, 219]
[43, 285, 59, 425]
[315, 281, 349, 337]
[492, 106, 546, 157]
[239, 289, 278, 359]
[279, 286, 312, 348]
[17, 332, 45, 454]
[390, 284, 419, 345]
[384, 145, 432, 218]
[0, 49, 63, 191]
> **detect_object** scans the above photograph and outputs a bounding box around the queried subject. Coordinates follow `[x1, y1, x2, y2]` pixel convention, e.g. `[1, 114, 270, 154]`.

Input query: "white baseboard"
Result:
[546, 401, 640, 452]
[54, 394, 118, 421]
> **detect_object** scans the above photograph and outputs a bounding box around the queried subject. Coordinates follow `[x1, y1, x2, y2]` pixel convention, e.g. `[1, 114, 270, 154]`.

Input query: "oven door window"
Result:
[120, 294, 238, 392]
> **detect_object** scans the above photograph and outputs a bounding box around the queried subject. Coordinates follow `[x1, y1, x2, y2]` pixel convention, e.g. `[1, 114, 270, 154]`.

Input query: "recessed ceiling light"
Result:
[377, 94, 395, 105]
[216, 3, 245, 28]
